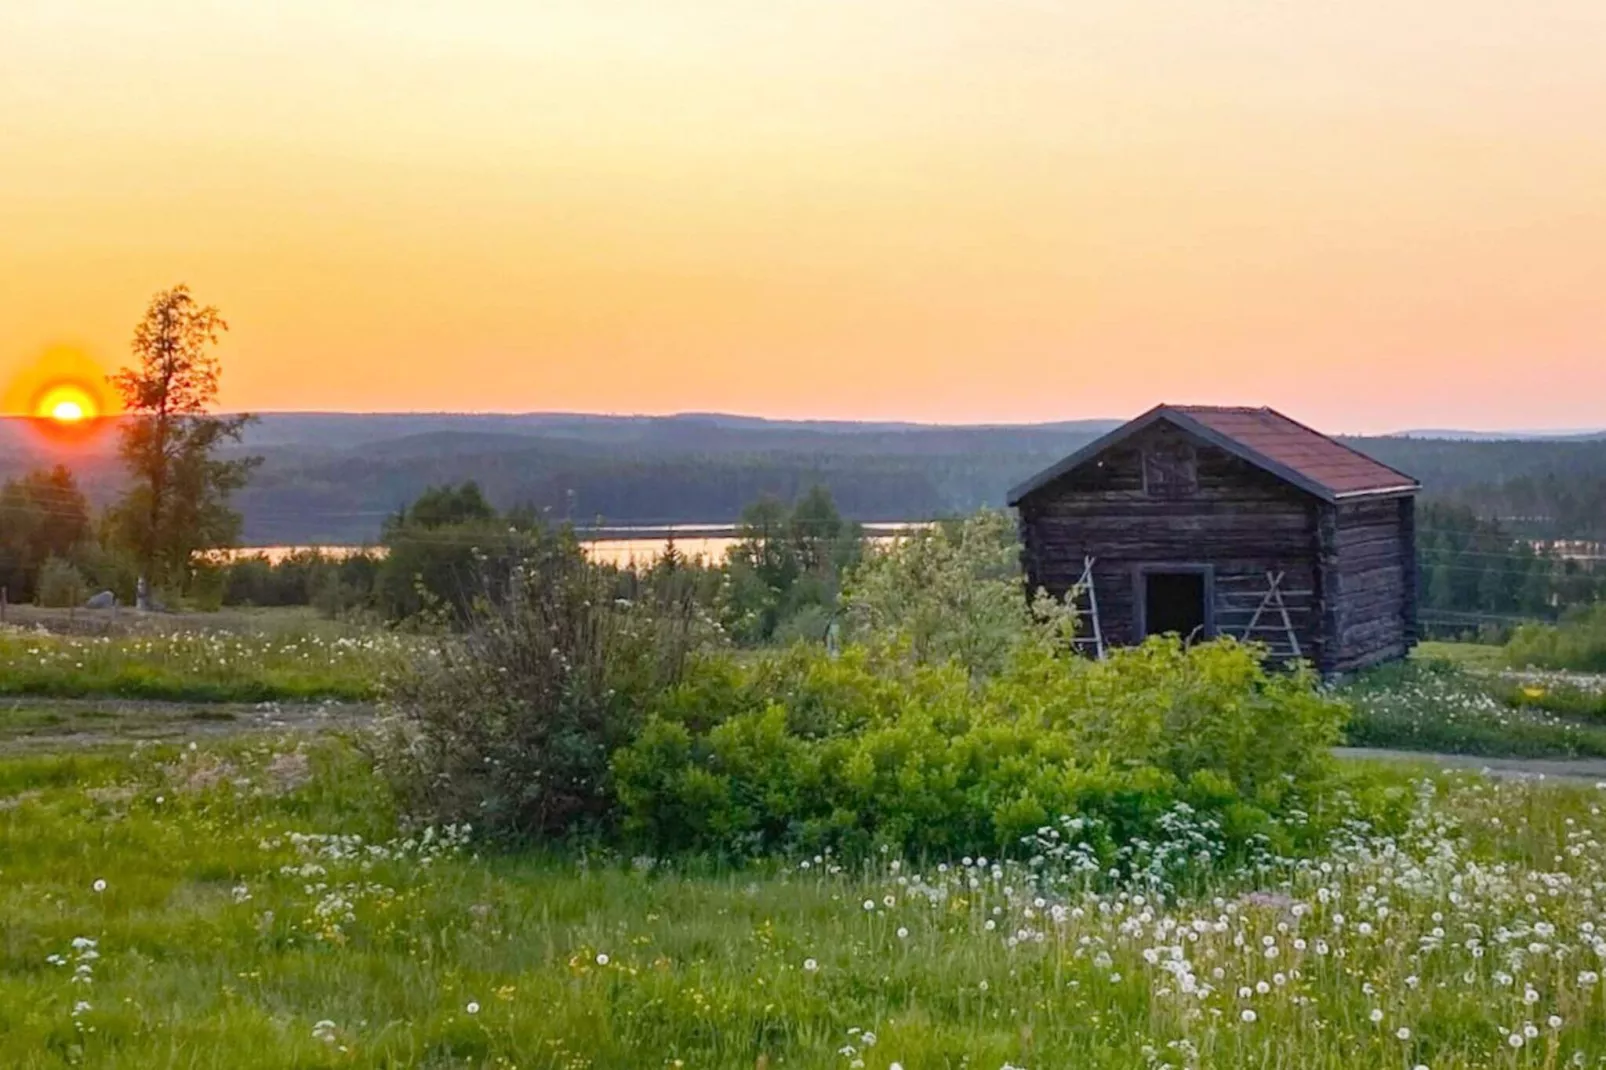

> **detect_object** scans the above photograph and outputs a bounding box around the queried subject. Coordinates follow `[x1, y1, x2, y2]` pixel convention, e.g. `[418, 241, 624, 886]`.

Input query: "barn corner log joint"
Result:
[1008, 404, 1421, 674]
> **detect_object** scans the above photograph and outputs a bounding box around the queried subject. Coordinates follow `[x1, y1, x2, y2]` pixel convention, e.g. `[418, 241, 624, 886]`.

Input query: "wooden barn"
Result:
[1008, 405, 1421, 674]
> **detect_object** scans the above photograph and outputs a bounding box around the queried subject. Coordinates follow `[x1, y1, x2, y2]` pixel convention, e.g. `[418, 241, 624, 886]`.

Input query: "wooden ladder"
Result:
[1236, 570, 1302, 660]
[1070, 556, 1106, 659]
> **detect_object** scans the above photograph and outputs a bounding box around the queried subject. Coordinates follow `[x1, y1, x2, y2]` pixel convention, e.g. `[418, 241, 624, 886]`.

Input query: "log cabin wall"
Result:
[1016, 422, 1322, 653]
[1326, 495, 1417, 672]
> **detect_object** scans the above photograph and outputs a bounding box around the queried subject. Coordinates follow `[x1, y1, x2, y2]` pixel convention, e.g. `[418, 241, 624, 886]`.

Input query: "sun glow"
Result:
[36, 383, 99, 424]
[51, 398, 87, 422]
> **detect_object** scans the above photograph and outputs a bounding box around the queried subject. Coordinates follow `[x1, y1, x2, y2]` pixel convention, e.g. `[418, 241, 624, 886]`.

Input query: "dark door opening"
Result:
[1143, 571, 1208, 640]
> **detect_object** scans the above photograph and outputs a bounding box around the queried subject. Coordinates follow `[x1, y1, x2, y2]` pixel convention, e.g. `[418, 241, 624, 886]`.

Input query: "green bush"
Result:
[843, 510, 1030, 676]
[1506, 603, 1606, 672]
[612, 637, 1348, 863]
[34, 556, 88, 607]
[376, 543, 709, 840]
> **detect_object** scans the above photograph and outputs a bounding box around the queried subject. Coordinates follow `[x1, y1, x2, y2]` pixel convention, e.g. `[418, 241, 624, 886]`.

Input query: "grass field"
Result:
[4, 734, 1606, 1068]
[0, 627, 415, 704]
[6, 621, 1606, 1066]
[1411, 641, 1507, 669]
[1343, 652, 1606, 759]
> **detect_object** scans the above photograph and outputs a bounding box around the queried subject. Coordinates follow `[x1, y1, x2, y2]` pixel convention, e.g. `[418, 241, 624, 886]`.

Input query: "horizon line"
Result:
[2, 409, 1603, 439]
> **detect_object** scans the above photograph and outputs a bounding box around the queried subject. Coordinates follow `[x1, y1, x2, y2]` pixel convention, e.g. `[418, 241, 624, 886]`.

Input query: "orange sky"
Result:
[4, 0, 1605, 433]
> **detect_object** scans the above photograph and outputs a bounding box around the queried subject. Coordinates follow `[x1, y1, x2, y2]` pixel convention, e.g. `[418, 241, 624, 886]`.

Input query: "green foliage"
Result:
[1498, 674, 1606, 723]
[11, 735, 1606, 1069]
[1339, 658, 1606, 758]
[375, 481, 552, 623]
[0, 466, 94, 603]
[614, 638, 1348, 862]
[0, 628, 403, 703]
[1415, 501, 1605, 639]
[33, 557, 88, 608]
[718, 486, 863, 645]
[220, 549, 381, 616]
[842, 509, 1037, 676]
[107, 285, 259, 592]
[377, 544, 708, 840]
[1506, 602, 1606, 672]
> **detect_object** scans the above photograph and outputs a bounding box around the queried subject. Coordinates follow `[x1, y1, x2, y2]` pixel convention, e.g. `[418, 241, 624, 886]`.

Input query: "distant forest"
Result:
[3, 412, 1604, 546]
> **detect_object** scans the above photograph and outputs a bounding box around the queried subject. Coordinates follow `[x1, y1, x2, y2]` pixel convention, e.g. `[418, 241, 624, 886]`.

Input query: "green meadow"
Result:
[4, 734, 1606, 1069]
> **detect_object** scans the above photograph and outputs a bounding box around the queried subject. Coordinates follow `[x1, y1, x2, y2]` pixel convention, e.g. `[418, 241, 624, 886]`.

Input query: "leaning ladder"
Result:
[1240, 570, 1302, 659]
[1071, 556, 1105, 659]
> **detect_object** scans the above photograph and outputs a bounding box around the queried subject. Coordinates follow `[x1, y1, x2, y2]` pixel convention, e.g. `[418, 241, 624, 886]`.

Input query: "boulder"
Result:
[84, 590, 118, 610]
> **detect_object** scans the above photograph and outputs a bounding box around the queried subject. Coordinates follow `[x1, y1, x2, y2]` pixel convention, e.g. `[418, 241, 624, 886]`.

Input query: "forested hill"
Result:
[3, 413, 1604, 544]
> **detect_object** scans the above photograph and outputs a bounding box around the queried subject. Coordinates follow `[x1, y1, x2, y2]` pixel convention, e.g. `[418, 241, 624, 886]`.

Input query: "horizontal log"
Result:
[1337, 537, 1404, 563]
[1031, 516, 1315, 540]
[1336, 520, 1402, 544]
[1339, 616, 1405, 648]
[1337, 564, 1404, 594]
[1034, 495, 1312, 517]
[1340, 554, 1408, 580]
[1337, 500, 1403, 527]
[1331, 641, 1409, 673]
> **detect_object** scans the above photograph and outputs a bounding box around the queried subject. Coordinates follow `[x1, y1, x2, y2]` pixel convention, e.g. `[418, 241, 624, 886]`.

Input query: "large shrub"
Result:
[34, 556, 89, 608]
[612, 637, 1348, 862]
[843, 510, 1037, 676]
[375, 540, 709, 840]
[1506, 603, 1606, 673]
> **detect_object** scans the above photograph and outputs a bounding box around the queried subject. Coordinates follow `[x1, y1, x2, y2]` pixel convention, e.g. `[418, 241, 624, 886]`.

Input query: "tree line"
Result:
[1416, 501, 1606, 639]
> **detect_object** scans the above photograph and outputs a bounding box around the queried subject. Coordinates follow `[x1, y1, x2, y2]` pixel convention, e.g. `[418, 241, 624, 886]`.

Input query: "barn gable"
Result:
[1010, 405, 1420, 674]
[1009, 404, 1418, 507]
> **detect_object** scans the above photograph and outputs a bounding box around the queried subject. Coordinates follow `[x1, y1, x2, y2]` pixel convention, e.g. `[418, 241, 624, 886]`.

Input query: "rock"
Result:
[84, 590, 117, 610]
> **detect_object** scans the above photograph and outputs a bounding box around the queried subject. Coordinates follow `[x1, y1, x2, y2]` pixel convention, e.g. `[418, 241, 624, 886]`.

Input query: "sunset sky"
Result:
[4, 1, 1605, 433]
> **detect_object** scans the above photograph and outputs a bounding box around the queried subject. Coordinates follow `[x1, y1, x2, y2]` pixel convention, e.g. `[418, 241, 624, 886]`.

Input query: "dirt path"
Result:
[0, 696, 377, 753]
[1336, 746, 1606, 782]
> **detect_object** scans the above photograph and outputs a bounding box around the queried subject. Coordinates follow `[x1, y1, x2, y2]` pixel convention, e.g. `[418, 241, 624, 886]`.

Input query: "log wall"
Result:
[1327, 495, 1416, 672]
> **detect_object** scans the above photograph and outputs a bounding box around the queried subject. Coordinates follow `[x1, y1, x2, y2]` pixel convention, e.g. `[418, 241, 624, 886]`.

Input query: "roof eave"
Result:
[1331, 484, 1422, 501]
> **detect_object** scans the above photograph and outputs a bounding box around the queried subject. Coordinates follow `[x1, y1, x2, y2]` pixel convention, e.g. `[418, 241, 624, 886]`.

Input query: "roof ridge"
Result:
[1008, 403, 1421, 506]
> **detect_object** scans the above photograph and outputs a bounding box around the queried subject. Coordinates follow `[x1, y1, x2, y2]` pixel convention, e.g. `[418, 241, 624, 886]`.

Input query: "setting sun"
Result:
[51, 398, 86, 422]
[34, 381, 100, 425]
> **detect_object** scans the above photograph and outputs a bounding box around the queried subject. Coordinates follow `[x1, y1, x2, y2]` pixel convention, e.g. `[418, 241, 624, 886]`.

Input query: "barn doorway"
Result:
[1140, 568, 1212, 641]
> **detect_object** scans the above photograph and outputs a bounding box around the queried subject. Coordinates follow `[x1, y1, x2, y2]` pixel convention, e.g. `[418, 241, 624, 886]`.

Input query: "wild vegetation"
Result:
[1340, 659, 1606, 759]
[6, 732, 1606, 1068]
[0, 627, 406, 703]
[6, 503, 1606, 1066]
[1507, 604, 1606, 673]
[1415, 502, 1606, 639]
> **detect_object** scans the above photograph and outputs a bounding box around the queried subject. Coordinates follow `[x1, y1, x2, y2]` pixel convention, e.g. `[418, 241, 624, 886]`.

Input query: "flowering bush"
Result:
[377, 543, 709, 840]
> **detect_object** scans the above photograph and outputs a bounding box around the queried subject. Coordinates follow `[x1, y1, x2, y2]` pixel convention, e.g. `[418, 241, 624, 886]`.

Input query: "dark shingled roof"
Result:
[1008, 404, 1420, 505]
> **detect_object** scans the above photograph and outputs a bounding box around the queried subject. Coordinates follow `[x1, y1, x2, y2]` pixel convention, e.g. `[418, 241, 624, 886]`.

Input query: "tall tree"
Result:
[109, 285, 259, 595]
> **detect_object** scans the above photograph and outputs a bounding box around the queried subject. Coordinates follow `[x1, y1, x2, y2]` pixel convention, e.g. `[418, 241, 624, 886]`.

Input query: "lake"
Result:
[224, 523, 926, 569]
